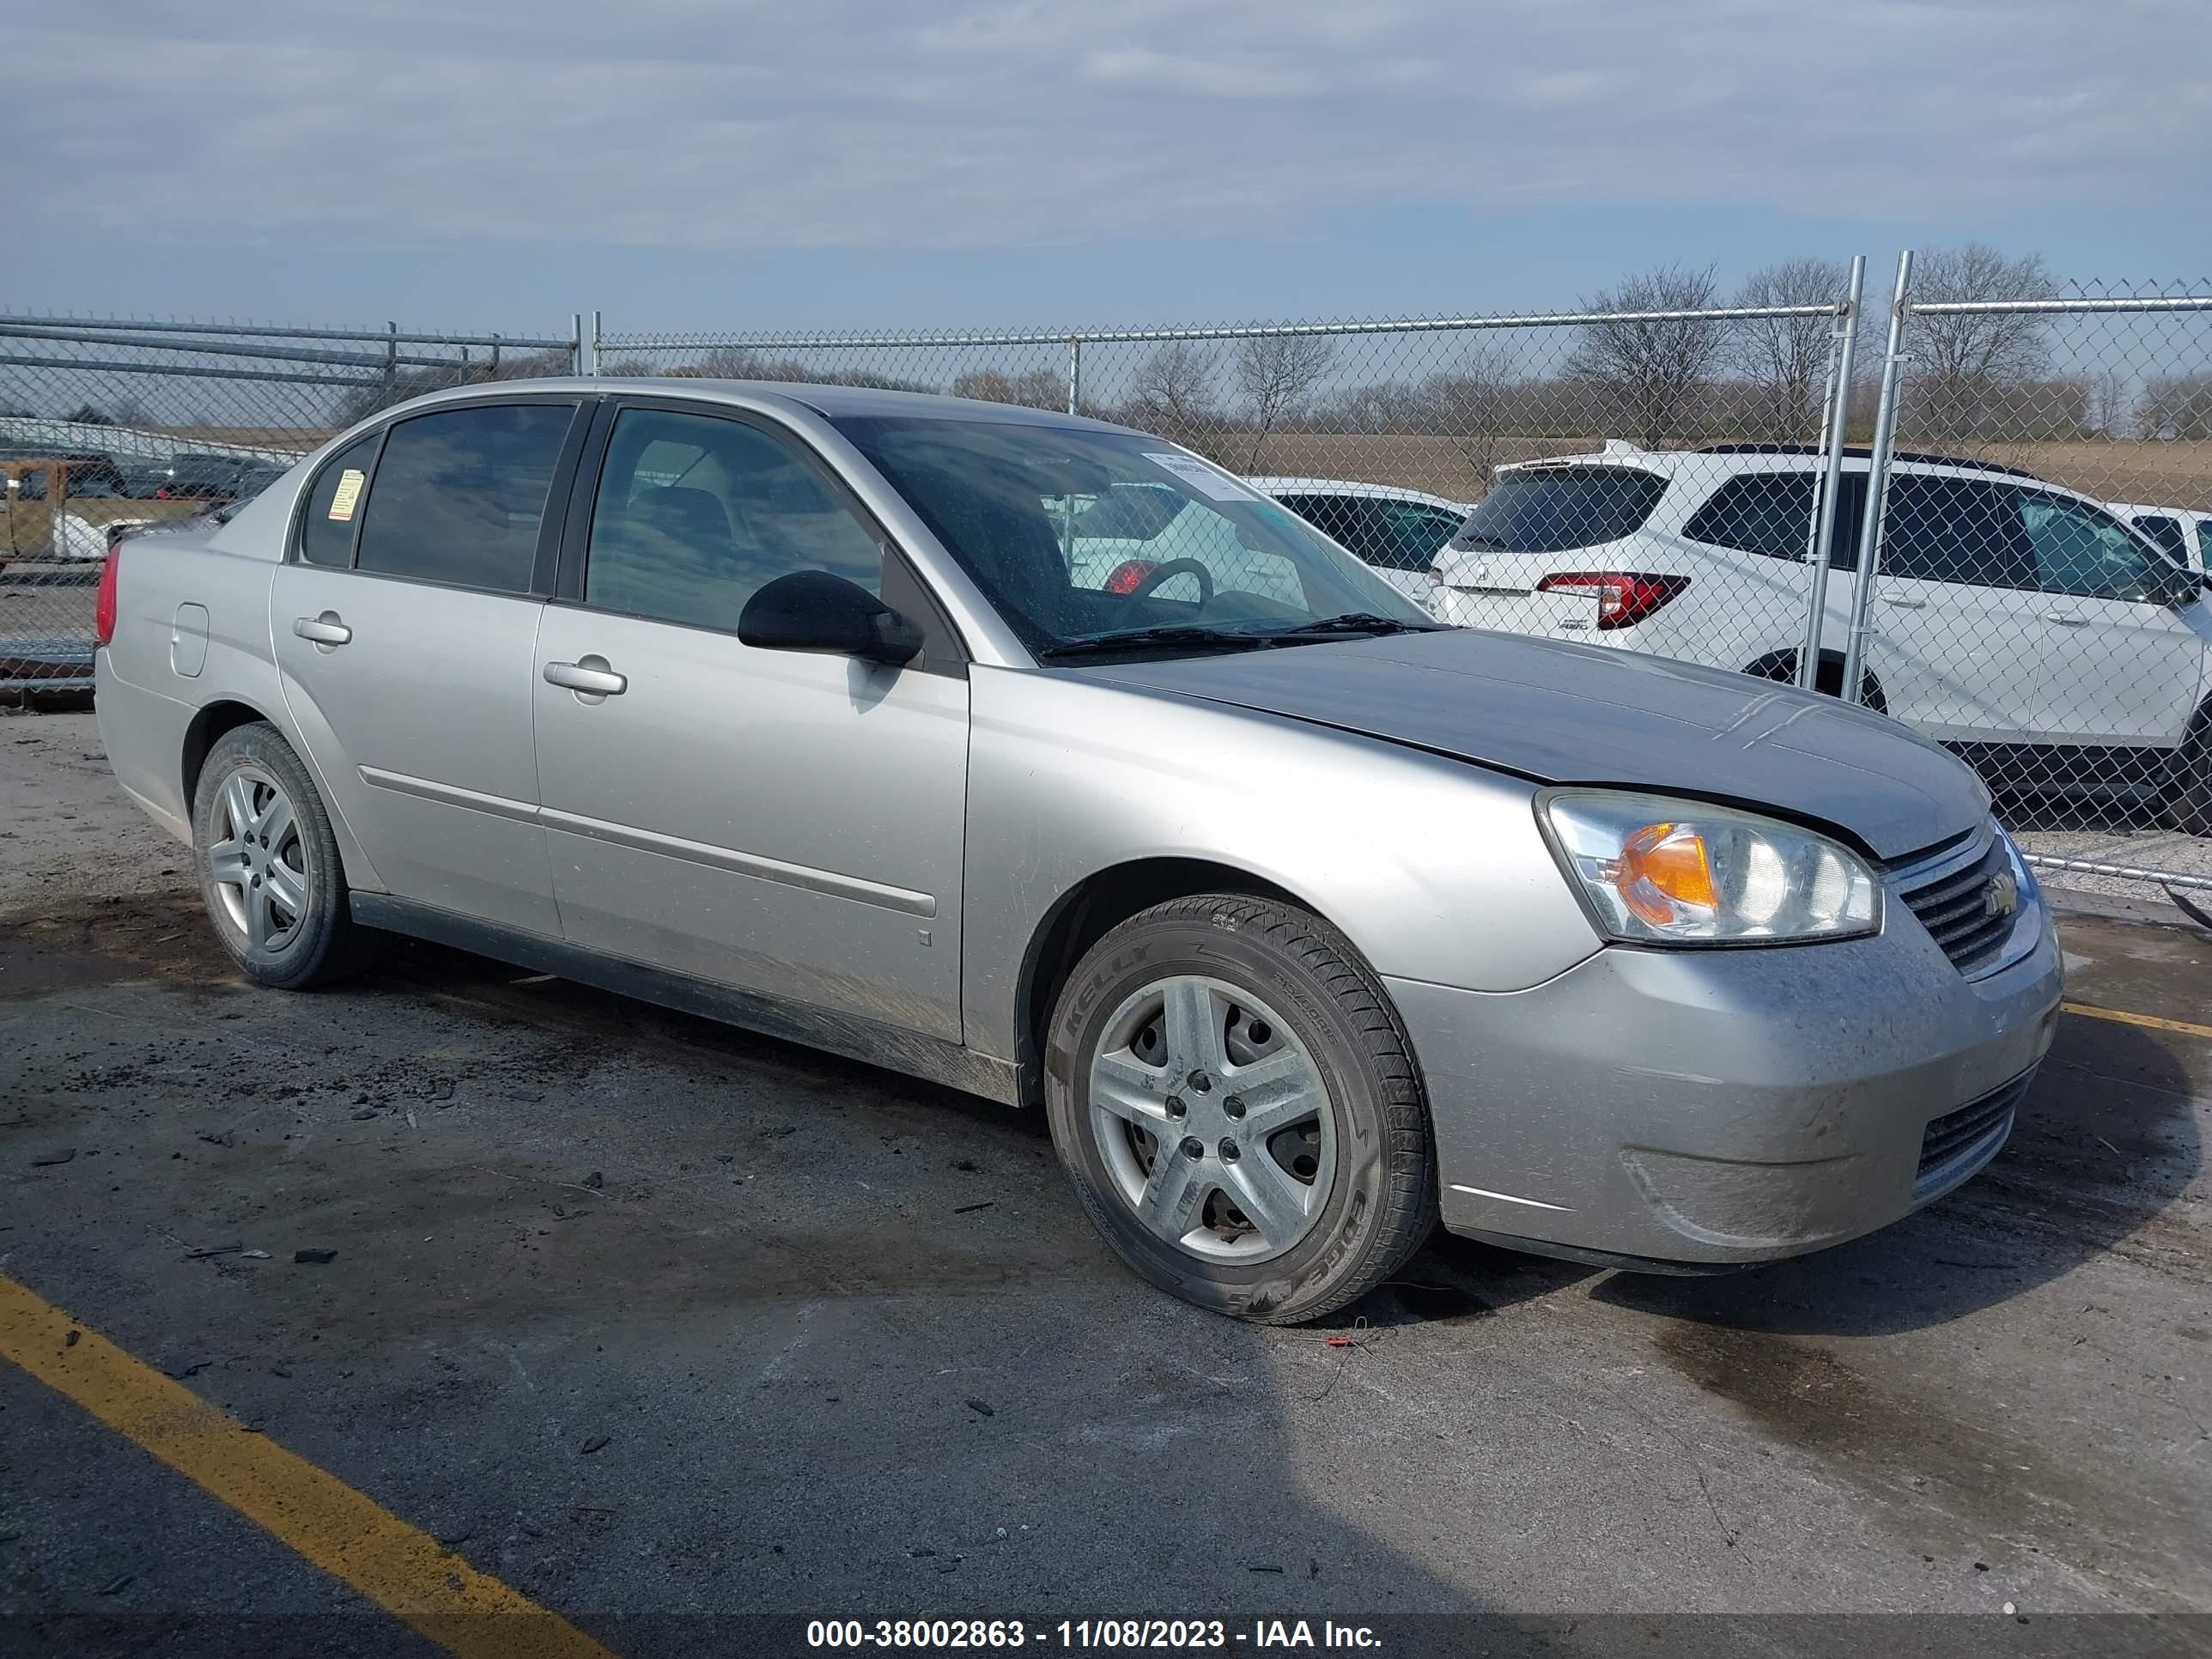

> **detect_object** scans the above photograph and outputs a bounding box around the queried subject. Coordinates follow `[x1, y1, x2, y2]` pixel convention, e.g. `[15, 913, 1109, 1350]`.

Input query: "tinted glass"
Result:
[299, 434, 378, 567]
[834, 416, 1425, 655]
[355, 404, 574, 592]
[2016, 493, 2167, 601]
[1449, 467, 1667, 553]
[584, 408, 881, 632]
[1373, 502, 1464, 571]
[1880, 476, 2026, 587]
[2200, 522, 2211, 568]
[2133, 515, 2186, 561]
[1280, 495, 1459, 572]
[1684, 473, 1820, 562]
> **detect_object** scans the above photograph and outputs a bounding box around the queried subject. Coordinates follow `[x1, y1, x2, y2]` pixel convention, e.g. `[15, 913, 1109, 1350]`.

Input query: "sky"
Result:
[9, 0, 2210, 338]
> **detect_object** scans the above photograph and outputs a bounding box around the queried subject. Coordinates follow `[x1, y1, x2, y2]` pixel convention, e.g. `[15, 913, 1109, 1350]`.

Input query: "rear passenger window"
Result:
[298, 434, 379, 567]
[354, 404, 575, 593]
[582, 407, 882, 633]
[2133, 515, 2186, 562]
[1880, 477, 2027, 588]
[1684, 473, 1820, 562]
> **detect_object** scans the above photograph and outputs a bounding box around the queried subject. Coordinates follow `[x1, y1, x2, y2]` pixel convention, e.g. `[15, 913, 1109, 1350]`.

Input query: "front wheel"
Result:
[191, 722, 369, 989]
[2165, 719, 2212, 836]
[1044, 894, 1436, 1324]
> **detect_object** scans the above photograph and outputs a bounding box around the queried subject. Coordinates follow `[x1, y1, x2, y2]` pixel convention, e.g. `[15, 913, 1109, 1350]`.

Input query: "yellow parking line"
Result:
[2063, 1001, 2212, 1042]
[0, 1272, 616, 1659]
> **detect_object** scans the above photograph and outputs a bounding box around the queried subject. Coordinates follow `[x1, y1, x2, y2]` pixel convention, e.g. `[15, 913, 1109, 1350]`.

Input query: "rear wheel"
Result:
[191, 722, 368, 988]
[1044, 894, 1435, 1324]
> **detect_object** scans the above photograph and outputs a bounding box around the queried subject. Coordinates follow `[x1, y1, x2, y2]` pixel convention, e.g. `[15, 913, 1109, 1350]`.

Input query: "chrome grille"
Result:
[1899, 839, 2015, 975]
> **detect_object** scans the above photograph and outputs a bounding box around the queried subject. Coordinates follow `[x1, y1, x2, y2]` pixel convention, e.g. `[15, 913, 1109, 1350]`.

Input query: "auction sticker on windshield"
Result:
[327, 469, 366, 521]
[1142, 453, 1258, 502]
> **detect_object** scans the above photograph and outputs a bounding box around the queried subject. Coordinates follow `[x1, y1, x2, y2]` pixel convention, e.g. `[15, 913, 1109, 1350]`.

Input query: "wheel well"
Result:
[180, 700, 275, 809]
[1741, 649, 1885, 712]
[1016, 858, 1305, 1108]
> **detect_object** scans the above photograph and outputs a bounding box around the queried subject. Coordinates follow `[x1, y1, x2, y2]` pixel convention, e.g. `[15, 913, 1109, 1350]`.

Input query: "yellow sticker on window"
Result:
[327, 469, 366, 521]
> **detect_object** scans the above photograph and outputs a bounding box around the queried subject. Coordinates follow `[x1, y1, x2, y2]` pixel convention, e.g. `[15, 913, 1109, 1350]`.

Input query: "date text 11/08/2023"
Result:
[805, 1619, 1383, 1649]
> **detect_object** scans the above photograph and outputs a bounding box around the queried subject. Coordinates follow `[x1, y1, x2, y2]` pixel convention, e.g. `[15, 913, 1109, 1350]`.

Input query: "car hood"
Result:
[1075, 629, 1985, 862]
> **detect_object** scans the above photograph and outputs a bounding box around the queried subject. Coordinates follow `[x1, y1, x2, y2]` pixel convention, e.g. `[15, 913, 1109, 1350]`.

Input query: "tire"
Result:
[2164, 719, 2212, 837]
[190, 722, 370, 989]
[1043, 894, 1436, 1324]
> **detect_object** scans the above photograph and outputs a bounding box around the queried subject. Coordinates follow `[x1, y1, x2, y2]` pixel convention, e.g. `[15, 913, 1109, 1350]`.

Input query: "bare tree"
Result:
[1906, 244, 2051, 441]
[1422, 343, 1521, 495]
[1567, 264, 1724, 447]
[2082, 368, 2133, 438]
[1728, 257, 1846, 440]
[1122, 342, 1221, 451]
[1233, 334, 1335, 471]
[2138, 372, 2212, 441]
[951, 368, 1064, 410]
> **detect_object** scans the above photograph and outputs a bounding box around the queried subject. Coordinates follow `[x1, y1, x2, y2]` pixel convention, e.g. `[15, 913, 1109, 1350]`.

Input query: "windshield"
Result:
[1449, 465, 1669, 554]
[834, 416, 1433, 657]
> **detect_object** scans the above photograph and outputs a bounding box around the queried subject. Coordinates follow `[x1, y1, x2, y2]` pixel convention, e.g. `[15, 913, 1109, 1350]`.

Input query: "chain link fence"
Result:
[0, 314, 581, 693]
[3, 265, 2209, 905]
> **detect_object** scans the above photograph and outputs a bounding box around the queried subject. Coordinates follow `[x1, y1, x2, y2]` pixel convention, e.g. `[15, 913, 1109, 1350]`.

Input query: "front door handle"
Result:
[292, 612, 351, 646]
[544, 658, 628, 696]
[2041, 611, 2090, 627]
[1880, 597, 1926, 610]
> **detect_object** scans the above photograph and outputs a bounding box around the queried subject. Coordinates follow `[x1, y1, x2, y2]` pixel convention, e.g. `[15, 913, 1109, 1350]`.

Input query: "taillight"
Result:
[1103, 559, 1157, 596]
[94, 545, 121, 647]
[1536, 571, 1689, 630]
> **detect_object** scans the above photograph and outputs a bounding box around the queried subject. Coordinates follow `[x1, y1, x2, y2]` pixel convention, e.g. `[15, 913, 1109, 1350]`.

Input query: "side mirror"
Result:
[738, 569, 923, 666]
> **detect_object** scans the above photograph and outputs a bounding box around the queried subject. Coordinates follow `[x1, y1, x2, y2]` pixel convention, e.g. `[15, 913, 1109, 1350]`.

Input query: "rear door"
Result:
[2009, 489, 2207, 746]
[270, 398, 586, 933]
[531, 399, 969, 1041]
[1862, 473, 2042, 741]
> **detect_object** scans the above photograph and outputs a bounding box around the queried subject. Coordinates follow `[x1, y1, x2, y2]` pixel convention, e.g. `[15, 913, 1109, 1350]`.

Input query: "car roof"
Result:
[375, 375, 1141, 434]
[2111, 501, 2211, 521]
[1495, 441, 2078, 493]
[1244, 476, 1471, 511]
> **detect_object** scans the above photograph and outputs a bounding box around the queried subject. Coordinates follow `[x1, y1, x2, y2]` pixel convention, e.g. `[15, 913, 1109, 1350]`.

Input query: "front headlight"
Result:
[1540, 790, 1881, 945]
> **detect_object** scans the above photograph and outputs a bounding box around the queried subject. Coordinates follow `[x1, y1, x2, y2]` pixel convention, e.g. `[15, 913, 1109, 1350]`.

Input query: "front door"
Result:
[271, 399, 583, 933]
[2009, 489, 2209, 747]
[532, 402, 969, 1041]
[1862, 472, 2045, 743]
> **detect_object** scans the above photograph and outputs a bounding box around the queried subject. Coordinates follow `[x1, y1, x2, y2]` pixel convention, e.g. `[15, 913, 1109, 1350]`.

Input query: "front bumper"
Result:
[1388, 898, 2063, 1267]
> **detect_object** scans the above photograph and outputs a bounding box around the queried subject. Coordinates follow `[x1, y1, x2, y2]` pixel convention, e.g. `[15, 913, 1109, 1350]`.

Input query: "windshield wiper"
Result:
[1257, 612, 1444, 642]
[1036, 625, 1276, 660]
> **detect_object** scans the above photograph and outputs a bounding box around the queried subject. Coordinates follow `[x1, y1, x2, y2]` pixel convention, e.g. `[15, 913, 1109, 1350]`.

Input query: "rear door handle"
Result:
[2041, 611, 2090, 627]
[544, 659, 628, 696]
[1880, 597, 1926, 610]
[291, 612, 351, 646]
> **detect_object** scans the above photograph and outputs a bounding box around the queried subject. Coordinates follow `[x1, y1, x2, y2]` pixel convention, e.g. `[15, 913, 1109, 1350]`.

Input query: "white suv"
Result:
[1432, 442, 2212, 829]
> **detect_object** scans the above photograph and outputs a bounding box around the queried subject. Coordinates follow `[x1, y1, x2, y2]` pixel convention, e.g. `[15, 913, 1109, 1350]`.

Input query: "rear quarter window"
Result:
[1450, 466, 1668, 554]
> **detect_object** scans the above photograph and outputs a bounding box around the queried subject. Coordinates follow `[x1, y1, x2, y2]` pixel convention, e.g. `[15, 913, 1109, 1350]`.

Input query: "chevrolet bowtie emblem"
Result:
[1983, 871, 2021, 920]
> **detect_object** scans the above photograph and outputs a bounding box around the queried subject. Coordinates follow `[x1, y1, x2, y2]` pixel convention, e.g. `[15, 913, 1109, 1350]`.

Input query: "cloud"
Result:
[11, 0, 2207, 253]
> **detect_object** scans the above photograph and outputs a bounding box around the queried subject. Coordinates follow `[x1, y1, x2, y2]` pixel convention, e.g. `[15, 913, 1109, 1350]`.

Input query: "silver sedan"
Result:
[93, 379, 2063, 1323]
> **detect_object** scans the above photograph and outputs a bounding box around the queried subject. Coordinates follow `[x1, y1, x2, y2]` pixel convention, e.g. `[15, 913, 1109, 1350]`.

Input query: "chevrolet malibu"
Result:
[94, 380, 2063, 1323]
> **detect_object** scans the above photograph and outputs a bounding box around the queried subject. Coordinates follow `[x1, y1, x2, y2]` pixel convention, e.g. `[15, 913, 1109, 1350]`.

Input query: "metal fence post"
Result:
[381, 321, 398, 401]
[587, 311, 604, 376]
[1066, 337, 1083, 416]
[571, 313, 586, 376]
[1794, 254, 1867, 691]
[1839, 250, 1914, 707]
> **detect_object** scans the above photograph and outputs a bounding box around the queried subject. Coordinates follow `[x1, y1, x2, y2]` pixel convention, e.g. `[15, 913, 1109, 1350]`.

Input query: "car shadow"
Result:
[1590, 1018, 2200, 1337]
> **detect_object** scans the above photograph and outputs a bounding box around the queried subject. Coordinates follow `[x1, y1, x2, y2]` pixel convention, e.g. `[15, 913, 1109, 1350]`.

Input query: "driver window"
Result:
[584, 408, 879, 633]
[2016, 492, 2160, 602]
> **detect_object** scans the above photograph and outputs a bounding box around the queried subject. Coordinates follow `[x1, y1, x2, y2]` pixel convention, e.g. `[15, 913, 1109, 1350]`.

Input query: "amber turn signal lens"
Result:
[1615, 822, 1717, 925]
